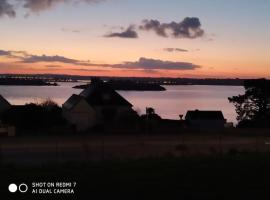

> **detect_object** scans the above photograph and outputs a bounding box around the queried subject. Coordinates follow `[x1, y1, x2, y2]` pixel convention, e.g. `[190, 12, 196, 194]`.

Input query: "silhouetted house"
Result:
[63, 82, 137, 131]
[0, 95, 11, 117]
[0, 95, 15, 136]
[185, 110, 226, 129]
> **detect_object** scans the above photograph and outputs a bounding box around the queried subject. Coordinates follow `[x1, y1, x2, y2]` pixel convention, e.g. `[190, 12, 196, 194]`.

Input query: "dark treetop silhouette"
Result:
[229, 79, 270, 128]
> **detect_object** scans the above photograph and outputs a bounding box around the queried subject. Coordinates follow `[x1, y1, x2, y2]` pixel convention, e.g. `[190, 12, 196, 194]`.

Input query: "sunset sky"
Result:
[0, 0, 269, 78]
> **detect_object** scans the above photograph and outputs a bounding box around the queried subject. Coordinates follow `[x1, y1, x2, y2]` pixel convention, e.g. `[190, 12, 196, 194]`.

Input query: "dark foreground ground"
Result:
[1, 132, 270, 165]
[1, 154, 270, 199]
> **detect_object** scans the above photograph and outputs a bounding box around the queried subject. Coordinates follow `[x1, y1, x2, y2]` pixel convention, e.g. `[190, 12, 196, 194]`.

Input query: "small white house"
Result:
[185, 110, 226, 129]
[63, 82, 135, 131]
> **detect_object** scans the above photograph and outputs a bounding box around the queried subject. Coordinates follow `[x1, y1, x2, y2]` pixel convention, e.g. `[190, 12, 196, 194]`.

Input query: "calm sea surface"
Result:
[0, 82, 244, 123]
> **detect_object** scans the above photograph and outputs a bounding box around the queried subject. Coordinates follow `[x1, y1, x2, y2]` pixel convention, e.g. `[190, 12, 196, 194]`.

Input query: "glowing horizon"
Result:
[0, 0, 269, 78]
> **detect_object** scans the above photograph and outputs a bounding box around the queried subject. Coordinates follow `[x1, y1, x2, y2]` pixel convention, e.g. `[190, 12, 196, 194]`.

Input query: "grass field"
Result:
[1, 131, 270, 199]
[1, 154, 270, 199]
[1, 131, 270, 165]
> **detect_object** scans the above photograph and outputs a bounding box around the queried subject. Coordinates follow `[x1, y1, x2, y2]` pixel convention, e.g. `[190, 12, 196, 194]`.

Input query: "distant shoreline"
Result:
[0, 74, 262, 86]
[0, 83, 244, 87]
[0, 78, 58, 86]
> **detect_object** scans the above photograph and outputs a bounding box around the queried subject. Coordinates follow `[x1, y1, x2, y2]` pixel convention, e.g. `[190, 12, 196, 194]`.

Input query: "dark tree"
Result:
[146, 107, 156, 116]
[228, 79, 270, 127]
[40, 98, 58, 110]
[2, 99, 66, 134]
[142, 107, 161, 120]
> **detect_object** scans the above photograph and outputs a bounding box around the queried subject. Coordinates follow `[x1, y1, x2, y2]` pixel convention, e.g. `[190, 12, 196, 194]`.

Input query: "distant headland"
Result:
[0, 77, 58, 86]
[73, 80, 166, 91]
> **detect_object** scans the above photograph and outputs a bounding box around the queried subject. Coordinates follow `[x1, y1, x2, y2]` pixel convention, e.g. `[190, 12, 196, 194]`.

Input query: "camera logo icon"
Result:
[8, 183, 28, 193]
[8, 184, 17, 193]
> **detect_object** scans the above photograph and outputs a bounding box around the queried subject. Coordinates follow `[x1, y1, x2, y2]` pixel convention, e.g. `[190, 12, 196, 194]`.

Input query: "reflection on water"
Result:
[0, 83, 244, 123]
[0, 82, 81, 105]
[119, 85, 244, 124]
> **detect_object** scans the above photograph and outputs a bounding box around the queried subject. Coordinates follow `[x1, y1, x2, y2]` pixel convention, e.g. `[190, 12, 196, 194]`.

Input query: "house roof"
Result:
[62, 94, 83, 110]
[79, 82, 133, 107]
[185, 110, 225, 120]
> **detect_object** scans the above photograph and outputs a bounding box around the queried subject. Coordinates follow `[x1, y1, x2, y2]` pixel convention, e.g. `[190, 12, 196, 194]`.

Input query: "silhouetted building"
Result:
[0, 95, 11, 117]
[185, 110, 226, 129]
[63, 81, 137, 131]
[0, 95, 15, 136]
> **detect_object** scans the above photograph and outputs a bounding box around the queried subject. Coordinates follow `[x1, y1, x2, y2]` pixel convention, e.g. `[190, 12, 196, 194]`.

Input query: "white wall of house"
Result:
[63, 99, 98, 131]
[93, 105, 133, 121]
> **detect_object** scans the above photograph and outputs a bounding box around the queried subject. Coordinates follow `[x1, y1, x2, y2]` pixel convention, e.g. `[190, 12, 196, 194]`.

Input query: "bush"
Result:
[2, 99, 66, 134]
